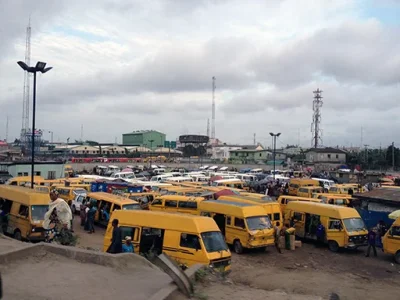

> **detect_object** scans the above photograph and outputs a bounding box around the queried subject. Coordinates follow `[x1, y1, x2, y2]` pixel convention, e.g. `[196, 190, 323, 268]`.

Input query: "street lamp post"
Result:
[17, 61, 52, 189]
[48, 131, 54, 143]
[149, 139, 155, 168]
[269, 132, 281, 180]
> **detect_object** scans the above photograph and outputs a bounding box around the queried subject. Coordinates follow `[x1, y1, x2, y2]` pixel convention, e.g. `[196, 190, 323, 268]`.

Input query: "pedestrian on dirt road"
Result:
[273, 224, 282, 254]
[107, 219, 122, 254]
[87, 203, 97, 234]
[366, 227, 378, 257]
[316, 222, 325, 246]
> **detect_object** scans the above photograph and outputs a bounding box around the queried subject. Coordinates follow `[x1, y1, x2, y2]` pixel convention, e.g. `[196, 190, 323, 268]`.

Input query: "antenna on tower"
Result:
[311, 88, 323, 148]
[206, 118, 210, 138]
[81, 124, 84, 142]
[211, 76, 216, 140]
[21, 17, 32, 150]
[253, 133, 256, 145]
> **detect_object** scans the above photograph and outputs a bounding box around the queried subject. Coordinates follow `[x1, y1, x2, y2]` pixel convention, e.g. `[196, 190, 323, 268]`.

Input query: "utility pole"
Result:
[253, 133, 256, 146]
[211, 76, 216, 139]
[5, 116, 9, 143]
[364, 144, 369, 169]
[392, 142, 395, 171]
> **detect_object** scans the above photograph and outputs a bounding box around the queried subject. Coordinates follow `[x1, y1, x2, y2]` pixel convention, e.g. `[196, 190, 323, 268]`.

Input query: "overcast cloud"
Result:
[0, 0, 399, 148]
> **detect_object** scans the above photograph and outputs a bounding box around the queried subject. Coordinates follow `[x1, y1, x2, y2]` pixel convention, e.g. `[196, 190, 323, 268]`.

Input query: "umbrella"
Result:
[214, 189, 236, 199]
[388, 210, 400, 220]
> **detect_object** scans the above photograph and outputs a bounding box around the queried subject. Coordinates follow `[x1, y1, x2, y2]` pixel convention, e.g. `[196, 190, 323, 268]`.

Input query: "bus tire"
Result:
[328, 240, 339, 252]
[395, 251, 400, 264]
[234, 240, 243, 254]
[13, 230, 22, 241]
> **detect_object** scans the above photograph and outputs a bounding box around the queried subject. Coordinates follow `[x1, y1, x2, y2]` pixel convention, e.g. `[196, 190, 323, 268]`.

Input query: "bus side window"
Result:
[18, 205, 29, 218]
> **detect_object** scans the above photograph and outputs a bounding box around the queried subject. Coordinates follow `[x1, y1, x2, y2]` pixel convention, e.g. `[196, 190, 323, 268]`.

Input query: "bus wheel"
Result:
[234, 240, 243, 254]
[13, 230, 22, 241]
[395, 251, 400, 264]
[328, 240, 339, 252]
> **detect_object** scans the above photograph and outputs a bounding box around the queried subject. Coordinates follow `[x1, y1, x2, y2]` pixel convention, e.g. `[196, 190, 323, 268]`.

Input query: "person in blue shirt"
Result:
[316, 222, 325, 246]
[122, 236, 134, 253]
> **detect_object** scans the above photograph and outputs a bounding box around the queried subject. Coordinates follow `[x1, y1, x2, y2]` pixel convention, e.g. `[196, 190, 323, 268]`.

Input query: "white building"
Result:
[211, 144, 264, 161]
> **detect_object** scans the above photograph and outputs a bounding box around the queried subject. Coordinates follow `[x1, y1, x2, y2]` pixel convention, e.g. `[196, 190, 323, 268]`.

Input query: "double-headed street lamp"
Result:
[269, 132, 281, 180]
[17, 61, 53, 189]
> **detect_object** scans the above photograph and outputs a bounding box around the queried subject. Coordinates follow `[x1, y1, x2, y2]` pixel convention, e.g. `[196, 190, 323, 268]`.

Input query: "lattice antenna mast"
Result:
[211, 76, 216, 139]
[311, 88, 323, 148]
[206, 118, 210, 137]
[21, 18, 32, 145]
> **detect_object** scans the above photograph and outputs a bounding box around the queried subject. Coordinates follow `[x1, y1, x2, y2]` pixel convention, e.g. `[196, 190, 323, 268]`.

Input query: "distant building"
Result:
[69, 145, 100, 155]
[211, 144, 263, 161]
[1, 161, 66, 179]
[229, 148, 286, 164]
[122, 130, 166, 149]
[305, 147, 347, 164]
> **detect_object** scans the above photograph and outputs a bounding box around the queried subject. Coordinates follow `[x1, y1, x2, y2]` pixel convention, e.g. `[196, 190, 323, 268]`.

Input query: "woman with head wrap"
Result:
[43, 189, 75, 245]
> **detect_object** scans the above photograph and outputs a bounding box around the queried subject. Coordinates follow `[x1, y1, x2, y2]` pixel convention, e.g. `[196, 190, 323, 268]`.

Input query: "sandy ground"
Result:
[4, 218, 400, 300]
[0, 251, 172, 300]
[0, 234, 28, 253]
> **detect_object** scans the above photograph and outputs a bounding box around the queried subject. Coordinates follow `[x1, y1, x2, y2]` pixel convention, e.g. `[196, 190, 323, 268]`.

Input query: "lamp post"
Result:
[48, 131, 54, 143]
[149, 139, 154, 168]
[17, 61, 52, 189]
[269, 132, 281, 180]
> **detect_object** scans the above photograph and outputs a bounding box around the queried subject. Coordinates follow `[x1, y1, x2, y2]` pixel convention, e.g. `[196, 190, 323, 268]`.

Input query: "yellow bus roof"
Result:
[156, 195, 205, 203]
[299, 186, 323, 191]
[218, 196, 280, 208]
[110, 210, 219, 233]
[0, 185, 50, 205]
[279, 195, 320, 201]
[87, 192, 138, 205]
[8, 176, 45, 182]
[199, 200, 266, 218]
[285, 202, 361, 219]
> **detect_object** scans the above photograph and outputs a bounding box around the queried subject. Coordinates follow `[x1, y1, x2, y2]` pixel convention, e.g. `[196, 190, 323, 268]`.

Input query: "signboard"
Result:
[171, 141, 176, 149]
[164, 141, 170, 148]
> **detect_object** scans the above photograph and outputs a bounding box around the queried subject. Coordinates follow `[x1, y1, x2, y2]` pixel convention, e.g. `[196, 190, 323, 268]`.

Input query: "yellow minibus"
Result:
[0, 185, 49, 241]
[383, 217, 400, 264]
[284, 202, 368, 252]
[198, 200, 274, 254]
[103, 210, 231, 271]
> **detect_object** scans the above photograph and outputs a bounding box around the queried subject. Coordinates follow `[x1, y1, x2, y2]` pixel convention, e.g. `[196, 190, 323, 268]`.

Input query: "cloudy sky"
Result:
[0, 0, 399, 148]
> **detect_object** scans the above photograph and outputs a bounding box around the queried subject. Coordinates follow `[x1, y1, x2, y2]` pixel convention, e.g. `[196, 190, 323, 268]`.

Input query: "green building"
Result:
[122, 130, 166, 149]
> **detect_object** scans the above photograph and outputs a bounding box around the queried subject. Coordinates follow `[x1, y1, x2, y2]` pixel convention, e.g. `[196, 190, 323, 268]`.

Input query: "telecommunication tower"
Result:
[206, 118, 210, 138]
[311, 88, 323, 148]
[21, 19, 32, 147]
[211, 76, 216, 139]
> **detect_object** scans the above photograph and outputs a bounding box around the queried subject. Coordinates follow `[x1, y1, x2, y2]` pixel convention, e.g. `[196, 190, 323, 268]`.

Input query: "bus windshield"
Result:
[31, 205, 49, 222]
[246, 216, 272, 230]
[343, 218, 366, 232]
[201, 231, 229, 253]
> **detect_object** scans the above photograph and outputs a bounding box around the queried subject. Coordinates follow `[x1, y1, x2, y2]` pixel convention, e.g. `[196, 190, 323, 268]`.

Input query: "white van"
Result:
[153, 168, 166, 175]
[150, 174, 173, 182]
[235, 174, 257, 182]
[164, 177, 194, 183]
[311, 178, 335, 189]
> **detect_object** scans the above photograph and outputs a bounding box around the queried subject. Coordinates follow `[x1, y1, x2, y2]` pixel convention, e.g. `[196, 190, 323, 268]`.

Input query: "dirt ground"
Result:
[4, 218, 399, 300]
[0, 251, 173, 300]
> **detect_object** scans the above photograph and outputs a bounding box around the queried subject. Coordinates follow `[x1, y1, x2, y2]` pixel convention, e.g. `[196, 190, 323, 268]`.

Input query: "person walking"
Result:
[316, 221, 325, 247]
[274, 224, 282, 253]
[107, 219, 122, 254]
[366, 227, 378, 257]
[87, 203, 97, 234]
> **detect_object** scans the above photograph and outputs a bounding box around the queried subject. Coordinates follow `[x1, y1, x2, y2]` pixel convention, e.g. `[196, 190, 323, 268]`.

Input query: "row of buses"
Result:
[1, 176, 399, 271]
